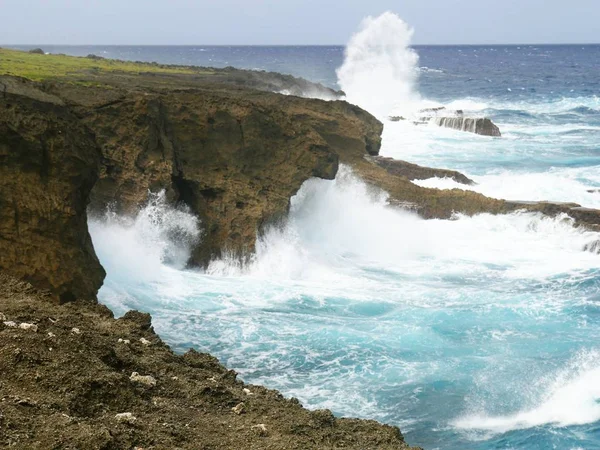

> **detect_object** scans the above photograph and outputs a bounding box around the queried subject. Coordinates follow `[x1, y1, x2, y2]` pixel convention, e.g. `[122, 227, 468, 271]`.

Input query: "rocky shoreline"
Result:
[0, 273, 420, 449]
[2, 49, 600, 448]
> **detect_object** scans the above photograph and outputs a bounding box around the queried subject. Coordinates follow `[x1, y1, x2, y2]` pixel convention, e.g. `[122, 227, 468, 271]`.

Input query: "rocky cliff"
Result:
[3, 66, 600, 299]
[0, 70, 381, 297]
[0, 83, 105, 302]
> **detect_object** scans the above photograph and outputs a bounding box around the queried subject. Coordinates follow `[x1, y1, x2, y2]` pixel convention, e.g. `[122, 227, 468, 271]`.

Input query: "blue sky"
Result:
[1, 0, 599, 45]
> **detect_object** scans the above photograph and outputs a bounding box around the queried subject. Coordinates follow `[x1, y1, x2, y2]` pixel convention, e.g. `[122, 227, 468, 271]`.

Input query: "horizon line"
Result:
[3, 43, 600, 47]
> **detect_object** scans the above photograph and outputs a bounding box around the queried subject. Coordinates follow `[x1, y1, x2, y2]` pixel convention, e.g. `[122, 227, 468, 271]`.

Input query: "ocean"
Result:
[15, 19, 600, 450]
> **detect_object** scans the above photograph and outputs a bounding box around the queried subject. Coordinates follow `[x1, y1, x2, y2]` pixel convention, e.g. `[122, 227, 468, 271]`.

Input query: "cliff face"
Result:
[0, 74, 382, 291]
[76, 86, 380, 264]
[0, 82, 105, 302]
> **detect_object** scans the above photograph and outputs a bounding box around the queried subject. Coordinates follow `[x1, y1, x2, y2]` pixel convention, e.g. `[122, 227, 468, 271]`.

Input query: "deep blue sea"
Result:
[13, 32, 600, 450]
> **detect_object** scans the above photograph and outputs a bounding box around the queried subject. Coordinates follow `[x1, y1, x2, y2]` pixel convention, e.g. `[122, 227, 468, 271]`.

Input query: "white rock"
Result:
[19, 323, 38, 332]
[171, 376, 179, 381]
[0, 313, 6, 321]
[243, 388, 253, 395]
[139, 338, 151, 346]
[118, 338, 131, 344]
[114, 412, 137, 424]
[71, 328, 81, 334]
[47, 332, 56, 338]
[251, 423, 268, 436]
[130, 372, 156, 387]
[3, 321, 17, 328]
[232, 403, 245, 415]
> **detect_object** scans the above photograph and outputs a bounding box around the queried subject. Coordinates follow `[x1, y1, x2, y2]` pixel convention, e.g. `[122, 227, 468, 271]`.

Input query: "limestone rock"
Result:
[19, 323, 38, 332]
[231, 402, 245, 415]
[0, 87, 105, 302]
[130, 372, 157, 387]
[251, 423, 268, 436]
[115, 412, 137, 424]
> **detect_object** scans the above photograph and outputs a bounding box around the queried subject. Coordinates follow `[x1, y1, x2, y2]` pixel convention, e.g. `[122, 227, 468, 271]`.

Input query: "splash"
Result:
[453, 349, 600, 434]
[88, 191, 201, 285]
[336, 12, 420, 118]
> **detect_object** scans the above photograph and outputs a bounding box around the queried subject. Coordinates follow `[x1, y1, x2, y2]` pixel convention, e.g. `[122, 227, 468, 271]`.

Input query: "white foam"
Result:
[207, 166, 599, 289]
[89, 191, 200, 285]
[454, 349, 600, 434]
[414, 166, 600, 209]
[336, 12, 420, 118]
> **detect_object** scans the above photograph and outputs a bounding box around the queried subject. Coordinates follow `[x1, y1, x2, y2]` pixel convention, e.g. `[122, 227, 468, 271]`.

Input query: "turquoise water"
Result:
[81, 24, 600, 450]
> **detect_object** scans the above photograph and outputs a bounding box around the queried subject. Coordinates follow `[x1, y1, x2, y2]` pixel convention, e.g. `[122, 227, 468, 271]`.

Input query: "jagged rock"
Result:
[76, 81, 380, 265]
[130, 372, 157, 387]
[115, 412, 137, 424]
[0, 86, 105, 302]
[251, 423, 268, 436]
[367, 156, 475, 185]
[19, 323, 38, 332]
[231, 403, 245, 415]
[433, 117, 501, 137]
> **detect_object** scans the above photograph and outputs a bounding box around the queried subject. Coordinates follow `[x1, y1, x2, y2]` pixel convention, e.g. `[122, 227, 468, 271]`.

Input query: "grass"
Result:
[0, 47, 214, 82]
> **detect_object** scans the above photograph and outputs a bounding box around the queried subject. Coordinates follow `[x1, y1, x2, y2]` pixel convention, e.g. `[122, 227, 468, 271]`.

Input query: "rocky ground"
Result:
[0, 273, 421, 450]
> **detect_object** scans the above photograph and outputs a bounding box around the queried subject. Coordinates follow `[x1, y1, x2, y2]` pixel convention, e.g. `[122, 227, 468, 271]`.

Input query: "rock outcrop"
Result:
[409, 107, 502, 137]
[0, 73, 381, 284]
[73, 84, 379, 265]
[367, 156, 475, 185]
[0, 272, 420, 450]
[433, 117, 501, 137]
[0, 83, 105, 302]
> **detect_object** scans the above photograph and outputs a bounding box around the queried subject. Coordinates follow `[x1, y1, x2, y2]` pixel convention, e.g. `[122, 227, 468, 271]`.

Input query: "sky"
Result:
[1, 0, 599, 45]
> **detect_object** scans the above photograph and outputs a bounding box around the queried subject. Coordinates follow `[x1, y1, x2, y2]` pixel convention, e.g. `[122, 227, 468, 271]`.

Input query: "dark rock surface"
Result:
[410, 107, 502, 137]
[367, 156, 475, 185]
[0, 273, 420, 450]
[433, 117, 501, 137]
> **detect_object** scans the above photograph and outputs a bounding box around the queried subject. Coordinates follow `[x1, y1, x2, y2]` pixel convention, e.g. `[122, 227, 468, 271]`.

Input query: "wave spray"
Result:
[337, 11, 420, 118]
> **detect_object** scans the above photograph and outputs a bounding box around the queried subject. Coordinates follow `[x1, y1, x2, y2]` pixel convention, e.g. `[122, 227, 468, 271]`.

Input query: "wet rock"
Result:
[366, 156, 475, 185]
[583, 240, 600, 254]
[433, 117, 501, 137]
